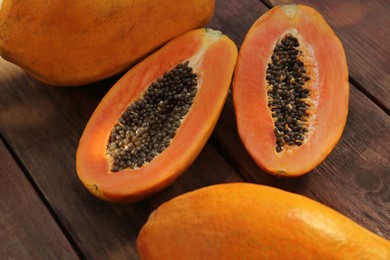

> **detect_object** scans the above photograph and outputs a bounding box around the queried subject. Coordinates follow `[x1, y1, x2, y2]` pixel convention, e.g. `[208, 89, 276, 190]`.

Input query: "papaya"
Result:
[0, 0, 215, 86]
[76, 28, 237, 203]
[233, 5, 349, 177]
[137, 183, 390, 259]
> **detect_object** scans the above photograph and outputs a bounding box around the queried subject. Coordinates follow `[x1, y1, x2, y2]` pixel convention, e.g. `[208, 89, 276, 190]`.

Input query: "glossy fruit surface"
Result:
[137, 183, 390, 259]
[0, 0, 215, 86]
[233, 5, 349, 176]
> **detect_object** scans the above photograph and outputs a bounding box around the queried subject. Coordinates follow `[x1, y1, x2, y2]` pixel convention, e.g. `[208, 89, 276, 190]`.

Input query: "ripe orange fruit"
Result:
[137, 183, 390, 259]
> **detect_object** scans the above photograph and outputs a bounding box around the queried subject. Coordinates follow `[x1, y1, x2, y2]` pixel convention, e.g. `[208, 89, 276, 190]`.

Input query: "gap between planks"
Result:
[0, 132, 87, 260]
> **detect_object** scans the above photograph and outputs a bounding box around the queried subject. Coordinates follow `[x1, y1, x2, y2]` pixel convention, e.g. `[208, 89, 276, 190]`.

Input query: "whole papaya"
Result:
[137, 183, 390, 259]
[0, 0, 214, 86]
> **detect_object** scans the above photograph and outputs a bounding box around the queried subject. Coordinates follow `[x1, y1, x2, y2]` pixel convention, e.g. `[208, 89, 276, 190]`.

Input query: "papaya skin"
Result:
[76, 28, 238, 203]
[233, 5, 349, 177]
[0, 0, 215, 86]
[137, 183, 390, 259]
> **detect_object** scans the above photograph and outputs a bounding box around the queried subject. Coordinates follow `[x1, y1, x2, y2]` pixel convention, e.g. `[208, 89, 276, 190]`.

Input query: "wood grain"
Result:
[208, 0, 390, 239]
[266, 0, 390, 112]
[0, 139, 79, 259]
[213, 86, 390, 239]
[0, 0, 388, 258]
[208, 0, 269, 49]
[0, 60, 244, 259]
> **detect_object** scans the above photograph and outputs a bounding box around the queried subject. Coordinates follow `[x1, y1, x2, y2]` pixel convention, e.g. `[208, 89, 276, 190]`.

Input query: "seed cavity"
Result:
[266, 34, 313, 153]
[106, 61, 198, 172]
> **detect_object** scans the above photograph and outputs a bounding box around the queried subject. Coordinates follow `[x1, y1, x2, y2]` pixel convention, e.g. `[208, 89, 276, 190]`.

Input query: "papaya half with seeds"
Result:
[137, 183, 390, 259]
[0, 0, 215, 86]
[76, 28, 237, 203]
[233, 5, 349, 177]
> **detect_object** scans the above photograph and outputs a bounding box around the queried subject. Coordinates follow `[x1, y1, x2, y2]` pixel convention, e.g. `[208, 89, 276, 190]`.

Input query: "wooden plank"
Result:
[0, 139, 79, 259]
[0, 63, 244, 259]
[213, 85, 390, 240]
[266, 0, 390, 112]
[209, 0, 390, 239]
[1, 0, 387, 259]
[208, 0, 269, 49]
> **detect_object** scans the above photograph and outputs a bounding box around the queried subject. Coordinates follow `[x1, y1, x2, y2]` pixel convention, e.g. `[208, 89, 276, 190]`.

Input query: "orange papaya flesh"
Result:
[137, 183, 390, 259]
[233, 5, 349, 177]
[76, 28, 238, 203]
[0, 0, 215, 86]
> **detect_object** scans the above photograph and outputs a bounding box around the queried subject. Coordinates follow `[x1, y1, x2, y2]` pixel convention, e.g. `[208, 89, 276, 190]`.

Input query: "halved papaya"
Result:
[76, 28, 237, 203]
[233, 5, 349, 177]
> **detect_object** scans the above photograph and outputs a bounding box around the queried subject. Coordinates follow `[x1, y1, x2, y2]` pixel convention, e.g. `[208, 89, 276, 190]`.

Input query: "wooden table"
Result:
[1, 0, 389, 259]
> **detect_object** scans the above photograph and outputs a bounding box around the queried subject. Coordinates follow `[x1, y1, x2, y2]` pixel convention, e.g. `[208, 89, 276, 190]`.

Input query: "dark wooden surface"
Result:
[0, 0, 389, 259]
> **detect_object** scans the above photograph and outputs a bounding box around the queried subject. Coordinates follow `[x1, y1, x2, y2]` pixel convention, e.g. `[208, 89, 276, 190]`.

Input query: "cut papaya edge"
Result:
[76, 28, 238, 203]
